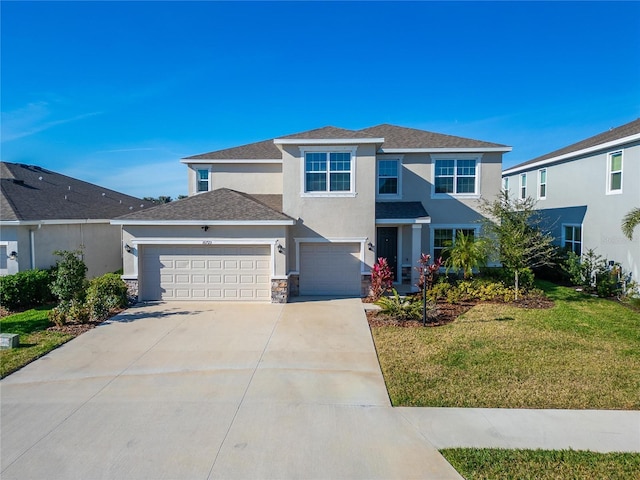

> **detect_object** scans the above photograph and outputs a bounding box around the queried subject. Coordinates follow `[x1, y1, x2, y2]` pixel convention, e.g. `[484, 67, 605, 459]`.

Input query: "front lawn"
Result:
[0, 306, 73, 378]
[440, 448, 640, 480]
[371, 282, 640, 409]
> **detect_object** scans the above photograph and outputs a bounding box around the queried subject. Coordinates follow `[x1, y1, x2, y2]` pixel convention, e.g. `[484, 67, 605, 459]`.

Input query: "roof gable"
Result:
[114, 188, 293, 223]
[360, 124, 509, 150]
[505, 118, 640, 173]
[183, 123, 510, 161]
[1, 162, 148, 222]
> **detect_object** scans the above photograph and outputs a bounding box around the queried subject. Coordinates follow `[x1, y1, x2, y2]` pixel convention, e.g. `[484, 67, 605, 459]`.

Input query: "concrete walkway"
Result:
[1, 299, 638, 480]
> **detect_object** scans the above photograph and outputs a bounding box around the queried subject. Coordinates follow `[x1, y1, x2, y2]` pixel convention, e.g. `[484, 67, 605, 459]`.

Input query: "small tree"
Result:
[480, 191, 556, 299]
[48, 250, 88, 325]
[370, 257, 393, 300]
[442, 231, 488, 279]
[416, 253, 443, 291]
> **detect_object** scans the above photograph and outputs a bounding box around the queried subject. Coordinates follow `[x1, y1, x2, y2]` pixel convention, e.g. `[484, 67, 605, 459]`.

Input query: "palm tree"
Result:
[622, 207, 640, 240]
[442, 231, 488, 279]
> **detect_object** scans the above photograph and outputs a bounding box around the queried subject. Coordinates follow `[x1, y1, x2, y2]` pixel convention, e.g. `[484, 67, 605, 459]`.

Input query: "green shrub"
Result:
[0, 269, 54, 311]
[479, 267, 534, 291]
[85, 273, 128, 321]
[50, 250, 87, 305]
[48, 299, 91, 325]
[426, 281, 453, 303]
[375, 289, 436, 321]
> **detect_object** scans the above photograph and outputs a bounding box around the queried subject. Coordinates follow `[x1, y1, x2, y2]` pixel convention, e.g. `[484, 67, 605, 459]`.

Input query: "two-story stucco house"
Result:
[113, 124, 511, 302]
[502, 118, 640, 282]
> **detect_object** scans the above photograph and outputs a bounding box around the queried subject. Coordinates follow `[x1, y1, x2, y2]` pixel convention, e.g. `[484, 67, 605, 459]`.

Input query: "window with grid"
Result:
[378, 159, 399, 195]
[608, 151, 622, 193]
[433, 228, 475, 261]
[305, 152, 351, 192]
[196, 169, 210, 192]
[503, 177, 509, 192]
[434, 159, 477, 194]
[538, 169, 547, 199]
[564, 225, 582, 256]
[520, 173, 527, 199]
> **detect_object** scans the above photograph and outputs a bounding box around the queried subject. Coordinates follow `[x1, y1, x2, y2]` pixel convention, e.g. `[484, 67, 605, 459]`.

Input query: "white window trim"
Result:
[561, 224, 583, 254]
[430, 153, 482, 199]
[195, 166, 212, 194]
[520, 173, 527, 200]
[606, 150, 623, 195]
[538, 168, 547, 200]
[292, 237, 368, 275]
[299, 146, 357, 197]
[376, 155, 403, 199]
[502, 176, 509, 193]
[429, 224, 481, 263]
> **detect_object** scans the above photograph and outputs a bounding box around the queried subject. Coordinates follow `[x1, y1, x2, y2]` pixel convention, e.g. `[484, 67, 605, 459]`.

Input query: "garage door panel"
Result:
[141, 245, 270, 301]
[299, 243, 361, 296]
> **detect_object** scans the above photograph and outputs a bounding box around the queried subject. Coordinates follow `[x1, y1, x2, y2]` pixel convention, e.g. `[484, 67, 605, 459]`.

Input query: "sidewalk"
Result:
[399, 407, 640, 453]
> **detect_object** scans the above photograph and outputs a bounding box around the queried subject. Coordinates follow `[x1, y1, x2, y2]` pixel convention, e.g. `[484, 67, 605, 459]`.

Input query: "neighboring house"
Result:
[502, 118, 640, 282]
[1, 162, 149, 278]
[113, 124, 511, 303]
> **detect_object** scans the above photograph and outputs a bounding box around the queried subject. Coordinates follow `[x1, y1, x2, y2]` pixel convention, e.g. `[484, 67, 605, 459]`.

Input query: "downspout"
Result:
[30, 226, 38, 269]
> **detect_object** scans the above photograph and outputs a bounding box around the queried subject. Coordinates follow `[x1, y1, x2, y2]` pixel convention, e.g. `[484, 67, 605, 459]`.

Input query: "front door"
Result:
[376, 227, 398, 282]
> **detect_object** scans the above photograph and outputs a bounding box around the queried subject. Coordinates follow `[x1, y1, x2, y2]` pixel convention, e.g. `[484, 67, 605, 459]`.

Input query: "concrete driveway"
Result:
[1, 299, 461, 480]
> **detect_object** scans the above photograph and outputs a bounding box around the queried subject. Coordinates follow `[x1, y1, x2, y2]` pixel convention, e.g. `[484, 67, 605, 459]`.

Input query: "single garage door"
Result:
[299, 243, 361, 296]
[141, 245, 271, 301]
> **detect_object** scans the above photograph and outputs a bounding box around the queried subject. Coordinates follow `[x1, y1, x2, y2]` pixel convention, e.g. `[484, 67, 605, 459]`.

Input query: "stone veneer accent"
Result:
[289, 274, 300, 297]
[123, 279, 139, 305]
[271, 278, 289, 303]
[361, 274, 372, 298]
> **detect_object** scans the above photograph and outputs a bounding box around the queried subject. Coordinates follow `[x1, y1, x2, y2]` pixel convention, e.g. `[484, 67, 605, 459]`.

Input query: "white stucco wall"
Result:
[186, 163, 283, 195]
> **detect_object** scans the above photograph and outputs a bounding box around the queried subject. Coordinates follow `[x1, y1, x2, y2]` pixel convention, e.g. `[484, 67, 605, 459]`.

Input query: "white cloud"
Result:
[1, 102, 101, 142]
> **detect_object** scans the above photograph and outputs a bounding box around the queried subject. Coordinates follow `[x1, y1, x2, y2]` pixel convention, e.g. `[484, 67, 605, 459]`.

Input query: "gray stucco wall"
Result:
[186, 163, 283, 196]
[0, 223, 123, 278]
[280, 143, 378, 274]
[503, 141, 640, 281]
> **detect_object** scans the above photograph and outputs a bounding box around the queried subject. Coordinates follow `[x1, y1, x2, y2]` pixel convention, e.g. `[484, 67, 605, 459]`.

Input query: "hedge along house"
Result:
[502, 118, 640, 282]
[113, 125, 511, 303]
[0, 162, 149, 278]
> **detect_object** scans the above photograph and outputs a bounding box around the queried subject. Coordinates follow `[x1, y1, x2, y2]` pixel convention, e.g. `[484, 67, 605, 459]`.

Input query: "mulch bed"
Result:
[366, 294, 555, 328]
[46, 319, 105, 336]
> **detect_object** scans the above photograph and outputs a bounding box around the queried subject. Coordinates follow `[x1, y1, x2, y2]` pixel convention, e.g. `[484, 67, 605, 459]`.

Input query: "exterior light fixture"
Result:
[124, 244, 132, 253]
[277, 245, 285, 254]
[8, 251, 17, 260]
[202, 226, 209, 232]
[367, 242, 374, 251]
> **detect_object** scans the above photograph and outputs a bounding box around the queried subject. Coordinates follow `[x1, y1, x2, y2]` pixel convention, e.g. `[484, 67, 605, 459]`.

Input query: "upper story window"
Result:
[538, 169, 547, 199]
[304, 151, 352, 193]
[520, 173, 527, 199]
[377, 159, 400, 196]
[503, 177, 509, 193]
[196, 168, 210, 193]
[607, 151, 622, 194]
[434, 157, 478, 195]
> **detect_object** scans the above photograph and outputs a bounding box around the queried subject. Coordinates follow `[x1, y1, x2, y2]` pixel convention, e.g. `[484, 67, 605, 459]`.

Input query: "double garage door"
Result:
[299, 243, 361, 296]
[141, 245, 270, 301]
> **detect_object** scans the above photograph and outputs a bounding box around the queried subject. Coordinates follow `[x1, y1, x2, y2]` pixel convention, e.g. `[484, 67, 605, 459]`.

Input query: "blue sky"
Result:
[2, 1, 639, 199]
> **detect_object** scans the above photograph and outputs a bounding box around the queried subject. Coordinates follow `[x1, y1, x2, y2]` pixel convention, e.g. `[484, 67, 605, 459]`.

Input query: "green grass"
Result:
[371, 282, 640, 409]
[440, 448, 640, 480]
[0, 306, 73, 378]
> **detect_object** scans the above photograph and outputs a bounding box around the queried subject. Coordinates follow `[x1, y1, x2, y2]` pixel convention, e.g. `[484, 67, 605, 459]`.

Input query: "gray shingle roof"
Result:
[360, 124, 509, 149]
[115, 188, 292, 222]
[507, 118, 640, 172]
[1, 162, 149, 222]
[376, 202, 429, 219]
[183, 124, 509, 160]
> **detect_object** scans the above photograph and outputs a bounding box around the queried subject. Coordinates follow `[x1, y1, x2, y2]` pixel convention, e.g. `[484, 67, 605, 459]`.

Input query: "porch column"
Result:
[410, 224, 422, 292]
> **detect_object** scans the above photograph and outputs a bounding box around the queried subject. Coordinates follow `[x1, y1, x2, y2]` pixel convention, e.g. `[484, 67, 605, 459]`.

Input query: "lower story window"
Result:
[433, 228, 475, 261]
[564, 225, 582, 256]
